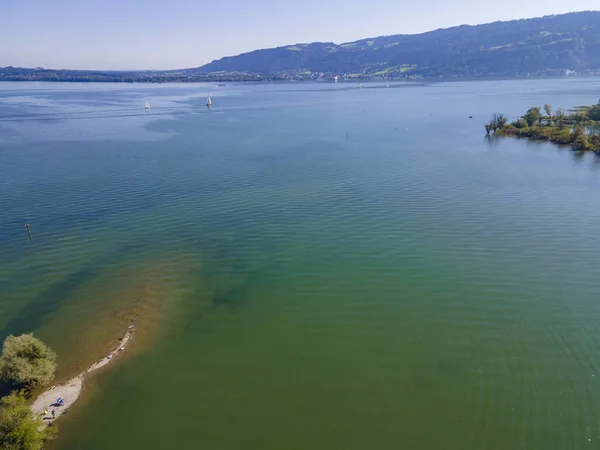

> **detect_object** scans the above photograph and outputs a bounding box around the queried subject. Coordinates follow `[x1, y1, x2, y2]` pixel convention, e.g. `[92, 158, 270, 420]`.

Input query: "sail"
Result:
[206, 96, 212, 107]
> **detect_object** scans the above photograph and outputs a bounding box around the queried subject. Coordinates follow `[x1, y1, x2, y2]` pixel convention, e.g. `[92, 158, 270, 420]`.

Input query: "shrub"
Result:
[523, 126, 542, 139]
[498, 124, 516, 135]
[572, 124, 585, 140]
[512, 119, 528, 129]
[551, 128, 572, 145]
[590, 134, 600, 152]
[571, 126, 591, 150]
[573, 134, 591, 151]
[538, 127, 554, 140]
[0, 334, 57, 389]
[514, 126, 531, 137]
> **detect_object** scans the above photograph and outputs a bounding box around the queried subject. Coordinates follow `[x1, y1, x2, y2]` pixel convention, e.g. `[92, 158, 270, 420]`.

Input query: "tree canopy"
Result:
[0, 334, 57, 389]
[523, 107, 541, 127]
[485, 113, 508, 134]
[589, 104, 600, 121]
[0, 392, 54, 450]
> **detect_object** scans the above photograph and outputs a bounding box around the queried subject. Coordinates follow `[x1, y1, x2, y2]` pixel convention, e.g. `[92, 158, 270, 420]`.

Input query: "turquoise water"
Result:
[2, 79, 600, 449]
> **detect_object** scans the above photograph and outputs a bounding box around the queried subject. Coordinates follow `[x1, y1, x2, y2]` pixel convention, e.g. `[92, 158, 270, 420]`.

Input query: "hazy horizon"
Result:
[1, 1, 599, 70]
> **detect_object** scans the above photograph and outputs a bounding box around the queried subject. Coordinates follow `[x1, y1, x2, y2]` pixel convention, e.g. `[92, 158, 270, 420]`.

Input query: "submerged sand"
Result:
[28, 251, 199, 429]
[30, 331, 132, 424]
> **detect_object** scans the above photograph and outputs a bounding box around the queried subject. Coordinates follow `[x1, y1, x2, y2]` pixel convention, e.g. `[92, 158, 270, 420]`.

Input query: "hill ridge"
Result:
[197, 11, 600, 79]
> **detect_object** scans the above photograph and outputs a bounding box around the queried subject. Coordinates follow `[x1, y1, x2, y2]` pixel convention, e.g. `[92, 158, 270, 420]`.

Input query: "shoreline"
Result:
[30, 329, 133, 426]
[2, 75, 600, 85]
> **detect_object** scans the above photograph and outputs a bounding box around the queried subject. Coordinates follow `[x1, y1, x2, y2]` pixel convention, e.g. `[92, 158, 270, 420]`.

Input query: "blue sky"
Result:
[1, 0, 598, 70]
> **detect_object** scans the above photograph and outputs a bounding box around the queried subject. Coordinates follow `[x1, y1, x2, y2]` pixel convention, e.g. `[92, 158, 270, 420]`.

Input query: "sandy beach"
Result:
[30, 331, 133, 424]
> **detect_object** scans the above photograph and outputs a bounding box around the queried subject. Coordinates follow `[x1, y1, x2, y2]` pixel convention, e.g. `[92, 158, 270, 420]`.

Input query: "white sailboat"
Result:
[206, 96, 212, 107]
[144, 102, 150, 113]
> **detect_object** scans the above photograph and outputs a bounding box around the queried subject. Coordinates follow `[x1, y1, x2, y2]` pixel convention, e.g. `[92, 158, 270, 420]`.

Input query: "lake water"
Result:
[2, 79, 600, 449]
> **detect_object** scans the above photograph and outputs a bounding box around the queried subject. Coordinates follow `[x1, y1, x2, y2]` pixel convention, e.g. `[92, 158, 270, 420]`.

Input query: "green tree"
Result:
[555, 107, 566, 129]
[0, 392, 54, 450]
[544, 104, 552, 120]
[495, 113, 508, 129]
[486, 113, 508, 134]
[0, 334, 57, 389]
[589, 104, 600, 121]
[523, 106, 541, 126]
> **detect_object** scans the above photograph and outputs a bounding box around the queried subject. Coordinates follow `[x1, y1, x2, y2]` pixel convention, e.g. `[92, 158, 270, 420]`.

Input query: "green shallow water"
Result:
[2, 79, 600, 449]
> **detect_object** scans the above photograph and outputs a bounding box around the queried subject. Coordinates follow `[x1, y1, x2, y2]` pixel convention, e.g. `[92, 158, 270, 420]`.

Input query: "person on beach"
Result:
[51, 410, 55, 419]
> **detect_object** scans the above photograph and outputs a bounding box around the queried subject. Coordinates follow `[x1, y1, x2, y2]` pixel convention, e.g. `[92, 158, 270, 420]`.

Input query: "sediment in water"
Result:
[27, 251, 201, 430]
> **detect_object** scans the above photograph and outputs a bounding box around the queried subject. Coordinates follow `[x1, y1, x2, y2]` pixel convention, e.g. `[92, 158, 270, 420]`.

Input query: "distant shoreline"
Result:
[1, 74, 599, 85]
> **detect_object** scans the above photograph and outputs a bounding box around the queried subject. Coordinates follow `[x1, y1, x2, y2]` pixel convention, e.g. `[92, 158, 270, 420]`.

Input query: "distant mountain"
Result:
[3, 11, 600, 83]
[198, 11, 600, 78]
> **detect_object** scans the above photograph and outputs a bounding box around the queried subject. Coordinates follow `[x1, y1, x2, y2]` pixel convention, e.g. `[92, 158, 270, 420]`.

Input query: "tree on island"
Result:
[589, 104, 600, 121]
[523, 107, 541, 126]
[485, 113, 508, 134]
[544, 104, 552, 122]
[555, 108, 566, 128]
[0, 334, 57, 390]
[0, 391, 55, 450]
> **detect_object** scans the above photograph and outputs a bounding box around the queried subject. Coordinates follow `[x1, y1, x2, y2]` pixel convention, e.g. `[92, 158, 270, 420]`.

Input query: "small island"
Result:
[485, 102, 600, 153]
